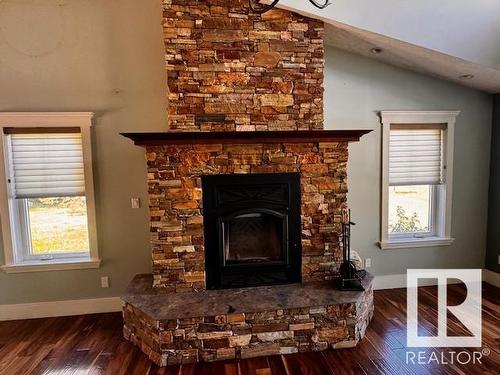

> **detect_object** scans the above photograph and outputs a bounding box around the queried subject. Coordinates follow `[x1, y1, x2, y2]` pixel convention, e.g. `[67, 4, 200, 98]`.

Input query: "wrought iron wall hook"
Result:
[249, 0, 331, 14]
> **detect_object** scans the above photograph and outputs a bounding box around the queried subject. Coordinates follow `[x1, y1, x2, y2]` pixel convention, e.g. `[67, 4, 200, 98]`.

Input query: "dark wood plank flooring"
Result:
[0, 284, 498, 374]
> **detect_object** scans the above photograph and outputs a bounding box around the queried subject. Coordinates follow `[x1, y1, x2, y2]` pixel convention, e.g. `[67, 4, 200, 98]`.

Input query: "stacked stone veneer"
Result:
[123, 286, 373, 366]
[163, 0, 324, 131]
[147, 142, 348, 291]
[123, 0, 374, 366]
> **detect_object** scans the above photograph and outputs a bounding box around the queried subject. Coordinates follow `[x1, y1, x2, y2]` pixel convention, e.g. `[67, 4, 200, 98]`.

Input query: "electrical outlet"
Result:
[365, 258, 372, 268]
[131, 198, 140, 209]
[101, 276, 109, 288]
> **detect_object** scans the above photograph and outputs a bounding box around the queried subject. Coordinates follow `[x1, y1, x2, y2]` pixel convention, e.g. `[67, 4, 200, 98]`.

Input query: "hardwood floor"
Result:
[0, 283, 498, 375]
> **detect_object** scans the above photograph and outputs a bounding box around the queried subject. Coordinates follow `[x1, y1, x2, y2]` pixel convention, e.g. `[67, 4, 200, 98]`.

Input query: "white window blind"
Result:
[7, 132, 86, 198]
[389, 127, 444, 186]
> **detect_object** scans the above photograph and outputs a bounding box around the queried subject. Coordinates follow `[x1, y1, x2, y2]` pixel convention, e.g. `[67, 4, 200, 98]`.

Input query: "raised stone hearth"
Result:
[123, 274, 374, 366]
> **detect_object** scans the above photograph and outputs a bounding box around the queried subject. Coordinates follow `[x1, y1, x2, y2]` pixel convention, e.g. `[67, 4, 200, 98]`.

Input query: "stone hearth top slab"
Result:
[122, 274, 374, 321]
[120, 130, 372, 146]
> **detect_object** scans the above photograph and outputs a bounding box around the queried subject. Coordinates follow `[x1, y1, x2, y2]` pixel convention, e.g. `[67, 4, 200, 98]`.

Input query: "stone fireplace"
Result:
[120, 0, 374, 366]
[121, 133, 373, 366]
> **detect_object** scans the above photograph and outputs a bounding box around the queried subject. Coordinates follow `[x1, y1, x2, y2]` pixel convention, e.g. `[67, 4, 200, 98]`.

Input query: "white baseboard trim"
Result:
[373, 273, 464, 290]
[0, 297, 122, 321]
[373, 273, 407, 290]
[483, 269, 500, 288]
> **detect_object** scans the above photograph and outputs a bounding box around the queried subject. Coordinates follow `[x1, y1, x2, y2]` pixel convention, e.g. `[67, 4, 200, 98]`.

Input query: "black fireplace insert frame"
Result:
[202, 173, 302, 289]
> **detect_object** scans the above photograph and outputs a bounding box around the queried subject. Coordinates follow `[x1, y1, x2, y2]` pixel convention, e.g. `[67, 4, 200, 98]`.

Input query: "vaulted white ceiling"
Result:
[277, 0, 500, 93]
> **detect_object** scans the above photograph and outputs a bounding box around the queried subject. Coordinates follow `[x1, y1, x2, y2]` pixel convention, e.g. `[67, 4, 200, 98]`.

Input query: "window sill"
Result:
[379, 237, 454, 250]
[1, 258, 101, 274]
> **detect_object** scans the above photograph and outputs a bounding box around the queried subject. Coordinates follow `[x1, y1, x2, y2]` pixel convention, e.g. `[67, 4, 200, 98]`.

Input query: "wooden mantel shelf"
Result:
[121, 130, 372, 146]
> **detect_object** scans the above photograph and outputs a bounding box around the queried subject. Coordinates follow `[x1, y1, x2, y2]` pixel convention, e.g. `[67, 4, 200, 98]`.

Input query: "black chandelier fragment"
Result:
[249, 0, 331, 14]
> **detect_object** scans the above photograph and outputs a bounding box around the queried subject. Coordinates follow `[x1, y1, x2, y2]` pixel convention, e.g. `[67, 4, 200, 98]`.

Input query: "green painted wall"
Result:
[324, 47, 492, 277]
[0, 0, 165, 304]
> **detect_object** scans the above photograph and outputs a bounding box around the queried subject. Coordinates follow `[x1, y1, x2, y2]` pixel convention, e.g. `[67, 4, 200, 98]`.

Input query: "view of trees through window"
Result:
[388, 185, 431, 233]
[26, 196, 90, 254]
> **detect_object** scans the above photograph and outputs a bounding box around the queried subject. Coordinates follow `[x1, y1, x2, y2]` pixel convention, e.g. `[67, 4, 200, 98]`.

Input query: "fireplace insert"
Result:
[202, 173, 301, 289]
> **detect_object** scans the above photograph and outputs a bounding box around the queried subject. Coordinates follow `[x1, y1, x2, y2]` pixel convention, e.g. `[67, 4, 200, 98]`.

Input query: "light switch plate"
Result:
[101, 276, 109, 288]
[131, 198, 140, 209]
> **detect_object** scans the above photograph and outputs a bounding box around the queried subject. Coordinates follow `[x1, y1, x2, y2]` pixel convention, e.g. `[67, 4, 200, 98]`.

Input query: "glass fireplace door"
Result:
[222, 210, 286, 265]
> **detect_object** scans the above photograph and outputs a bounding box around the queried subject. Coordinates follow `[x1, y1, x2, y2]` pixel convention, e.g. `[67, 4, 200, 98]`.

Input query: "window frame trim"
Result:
[15, 197, 91, 261]
[379, 110, 459, 250]
[387, 184, 438, 240]
[0, 112, 99, 271]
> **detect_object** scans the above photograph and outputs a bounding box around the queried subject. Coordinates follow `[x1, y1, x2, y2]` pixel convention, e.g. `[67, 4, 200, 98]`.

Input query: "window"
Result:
[0, 113, 99, 272]
[380, 111, 459, 249]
